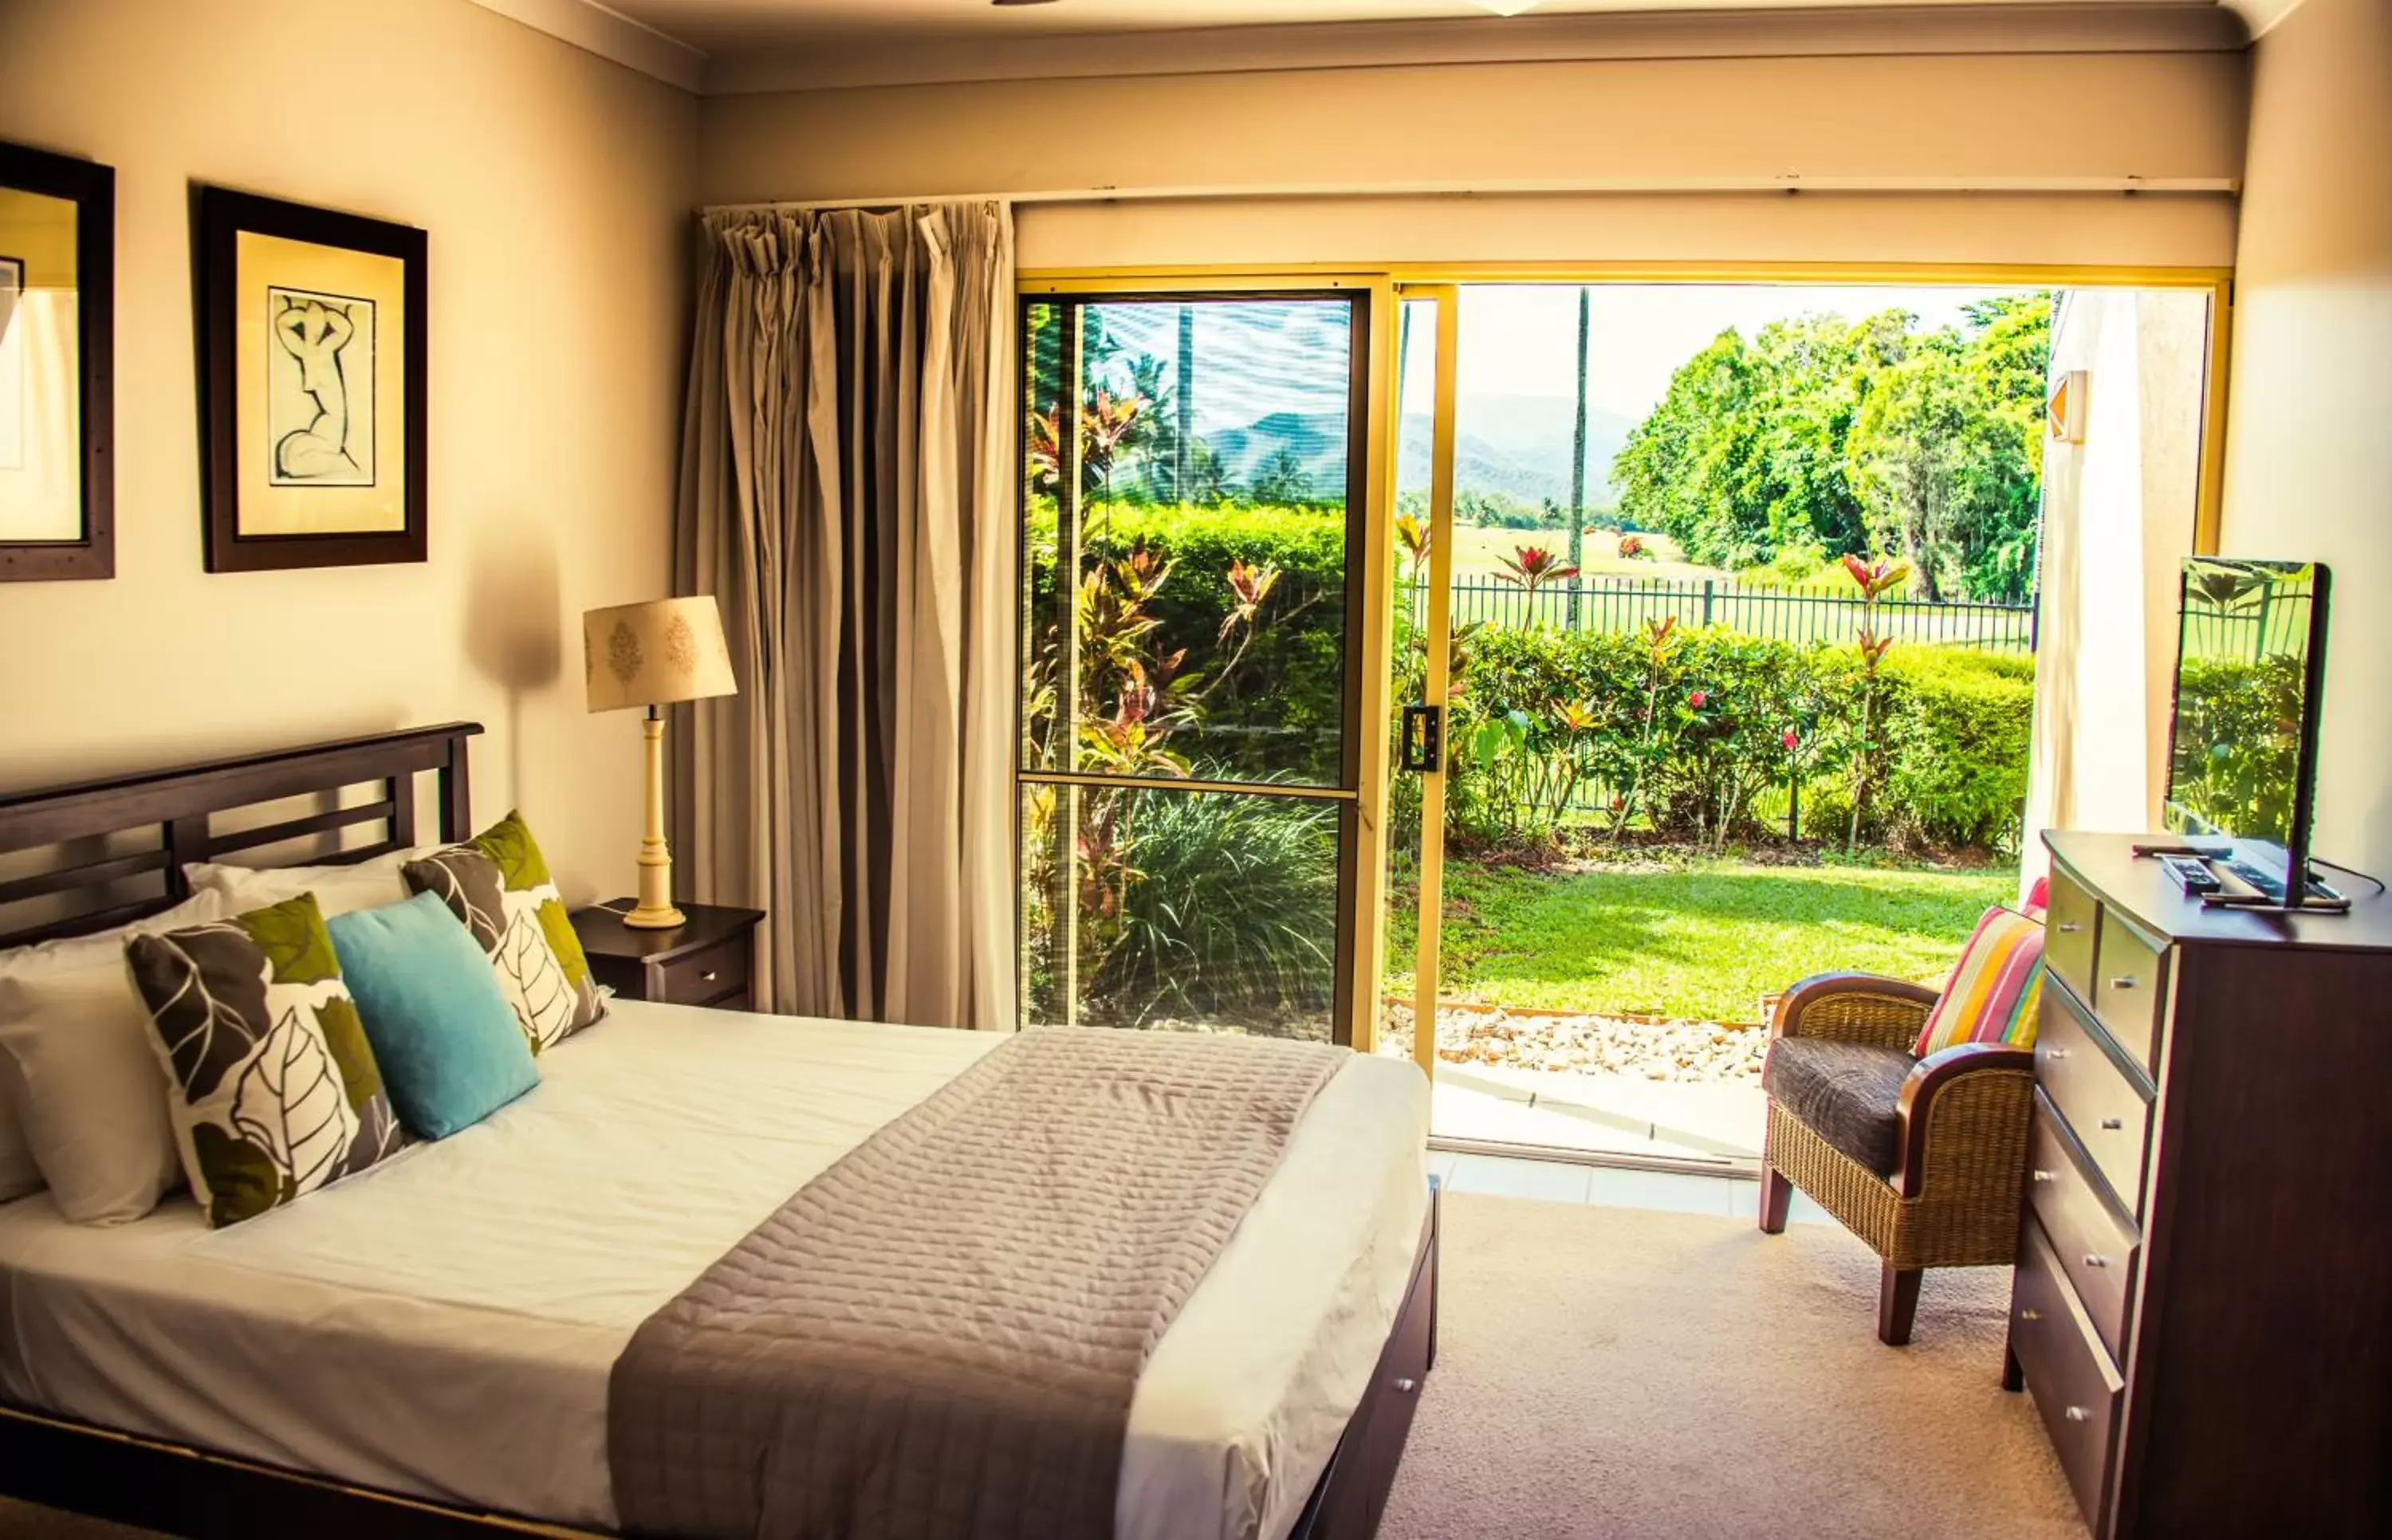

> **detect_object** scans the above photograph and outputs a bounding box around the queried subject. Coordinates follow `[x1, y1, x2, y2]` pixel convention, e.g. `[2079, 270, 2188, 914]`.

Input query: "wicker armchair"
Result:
[1757, 972, 2036, 1345]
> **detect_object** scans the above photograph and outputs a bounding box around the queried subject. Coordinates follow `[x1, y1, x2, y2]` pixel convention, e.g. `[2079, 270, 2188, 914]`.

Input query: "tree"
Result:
[1249, 447, 1315, 505]
[1611, 298, 2050, 601]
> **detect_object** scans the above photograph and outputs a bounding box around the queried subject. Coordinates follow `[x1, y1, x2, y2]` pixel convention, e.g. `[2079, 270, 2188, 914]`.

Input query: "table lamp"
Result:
[583, 595, 737, 929]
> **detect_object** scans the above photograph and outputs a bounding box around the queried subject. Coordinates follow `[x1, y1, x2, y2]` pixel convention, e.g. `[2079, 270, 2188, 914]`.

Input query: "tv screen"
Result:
[2162, 557, 2332, 905]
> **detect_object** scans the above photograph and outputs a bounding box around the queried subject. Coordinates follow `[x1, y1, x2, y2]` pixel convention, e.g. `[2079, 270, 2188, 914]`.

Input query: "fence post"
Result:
[1702, 579, 1715, 627]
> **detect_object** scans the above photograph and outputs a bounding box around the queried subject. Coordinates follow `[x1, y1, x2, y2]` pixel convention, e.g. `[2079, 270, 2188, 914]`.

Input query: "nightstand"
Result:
[569, 901, 763, 1011]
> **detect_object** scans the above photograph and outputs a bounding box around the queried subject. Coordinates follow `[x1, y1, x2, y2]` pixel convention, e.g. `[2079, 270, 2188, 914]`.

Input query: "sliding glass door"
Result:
[1016, 291, 1371, 1041]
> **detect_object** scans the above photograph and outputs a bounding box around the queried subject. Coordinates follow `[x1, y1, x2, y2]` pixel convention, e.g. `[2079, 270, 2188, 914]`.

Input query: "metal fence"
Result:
[2180, 584, 2315, 664]
[1410, 576, 2039, 653]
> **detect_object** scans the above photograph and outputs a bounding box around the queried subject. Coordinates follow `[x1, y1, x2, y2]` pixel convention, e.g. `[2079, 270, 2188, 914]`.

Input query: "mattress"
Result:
[0, 1000, 1430, 1540]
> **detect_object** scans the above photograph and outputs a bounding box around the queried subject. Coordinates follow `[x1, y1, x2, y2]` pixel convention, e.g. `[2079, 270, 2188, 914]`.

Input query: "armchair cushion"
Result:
[1761, 1036, 1914, 1177]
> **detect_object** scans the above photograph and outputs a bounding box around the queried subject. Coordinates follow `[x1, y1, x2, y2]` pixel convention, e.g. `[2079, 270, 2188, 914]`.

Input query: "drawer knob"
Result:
[2031, 1169, 2059, 1184]
[2057, 921, 2083, 934]
[2083, 1254, 2110, 1269]
[1391, 1377, 1419, 1394]
[2109, 975, 2138, 992]
[2044, 1047, 2071, 1061]
[2099, 1117, 2125, 1131]
[2019, 1307, 2043, 1322]
[2064, 1406, 2091, 1424]
[701, 970, 718, 983]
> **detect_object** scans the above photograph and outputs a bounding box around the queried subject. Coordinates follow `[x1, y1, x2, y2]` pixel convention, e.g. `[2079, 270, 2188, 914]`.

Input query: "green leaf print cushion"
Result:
[124, 893, 406, 1228]
[402, 811, 604, 1052]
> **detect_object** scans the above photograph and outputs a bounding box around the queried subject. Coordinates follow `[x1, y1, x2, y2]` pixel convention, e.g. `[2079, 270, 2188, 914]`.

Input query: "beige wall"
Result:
[2217, 0, 2392, 878]
[0, 0, 697, 903]
[701, 48, 2248, 268]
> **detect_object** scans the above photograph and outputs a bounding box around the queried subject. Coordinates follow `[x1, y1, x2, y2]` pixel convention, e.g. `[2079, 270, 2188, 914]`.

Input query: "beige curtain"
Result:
[2019, 288, 2209, 892]
[671, 202, 1017, 1028]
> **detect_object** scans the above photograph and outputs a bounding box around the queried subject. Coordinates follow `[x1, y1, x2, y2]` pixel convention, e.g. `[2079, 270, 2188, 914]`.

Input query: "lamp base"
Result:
[622, 902, 687, 930]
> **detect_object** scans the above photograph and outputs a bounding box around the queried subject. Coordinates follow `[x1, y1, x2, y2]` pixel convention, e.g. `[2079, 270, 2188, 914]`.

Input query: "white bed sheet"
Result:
[0, 1001, 1429, 1540]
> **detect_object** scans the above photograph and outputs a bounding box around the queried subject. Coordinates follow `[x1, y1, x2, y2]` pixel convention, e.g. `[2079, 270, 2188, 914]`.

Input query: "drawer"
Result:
[2043, 867, 2100, 1008]
[654, 933, 751, 1006]
[2011, 1217, 2123, 1531]
[2026, 1091, 2140, 1365]
[2091, 913, 2166, 1074]
[2036, 984, 2154, 1216]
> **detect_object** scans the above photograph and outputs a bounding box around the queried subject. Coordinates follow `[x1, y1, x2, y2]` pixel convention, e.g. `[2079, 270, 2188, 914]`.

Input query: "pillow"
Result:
[329, 893, 537, 1139]
[0, 889, 236, 1224]
[185, 844, 441, 919]
[126, 894, 405, 1228]
[1914, 906, 2047, 1058]
[0, 1055, 42, 1201]
[403, 811, 604, 1052]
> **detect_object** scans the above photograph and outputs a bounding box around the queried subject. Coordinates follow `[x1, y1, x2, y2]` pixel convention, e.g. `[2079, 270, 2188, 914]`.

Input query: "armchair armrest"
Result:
[1891, 1043, 2036, 1200]
[1770, 972, 1942, 1051]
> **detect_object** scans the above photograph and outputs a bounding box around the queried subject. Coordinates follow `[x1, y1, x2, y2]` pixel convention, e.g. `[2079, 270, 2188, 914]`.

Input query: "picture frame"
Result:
[197, 187, 426, 572]
[0, 139, 115, 583]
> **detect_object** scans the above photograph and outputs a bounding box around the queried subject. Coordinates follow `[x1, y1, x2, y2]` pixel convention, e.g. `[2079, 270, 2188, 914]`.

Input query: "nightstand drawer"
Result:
[2027, 1091, 2139, 1364]
[2036, 984, 2153, 1217]
[2012, 1217, 2123, 1532]
[654, 934, 749, 1006]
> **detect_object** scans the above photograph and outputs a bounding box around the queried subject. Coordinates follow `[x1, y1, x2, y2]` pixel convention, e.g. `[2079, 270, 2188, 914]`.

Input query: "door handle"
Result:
[1400, 703, 1444, 773]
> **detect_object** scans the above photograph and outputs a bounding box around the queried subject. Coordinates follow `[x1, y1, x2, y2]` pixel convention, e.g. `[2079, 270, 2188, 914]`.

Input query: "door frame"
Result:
[1018, 262, 2235, 1053]
[1014, 277, 1397, 1045]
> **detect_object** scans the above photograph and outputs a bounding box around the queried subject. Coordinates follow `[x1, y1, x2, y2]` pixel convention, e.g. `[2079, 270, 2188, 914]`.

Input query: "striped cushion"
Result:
[1914, 906, 2046, 1057]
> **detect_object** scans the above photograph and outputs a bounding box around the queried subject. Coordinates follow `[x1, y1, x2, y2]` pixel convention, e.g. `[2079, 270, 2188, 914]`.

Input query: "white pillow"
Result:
[0, 888, 235, 1224]
[184, 845, 439, 919]
[0, 1055, 39, 1201]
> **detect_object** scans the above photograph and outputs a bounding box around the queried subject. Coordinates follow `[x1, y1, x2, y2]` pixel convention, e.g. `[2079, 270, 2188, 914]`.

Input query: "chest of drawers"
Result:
[2008, 831, 2392, 1538]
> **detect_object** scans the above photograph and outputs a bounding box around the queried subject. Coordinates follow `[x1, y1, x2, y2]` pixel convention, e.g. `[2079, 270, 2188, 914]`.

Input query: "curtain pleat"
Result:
[671, 202, 1018, 1029]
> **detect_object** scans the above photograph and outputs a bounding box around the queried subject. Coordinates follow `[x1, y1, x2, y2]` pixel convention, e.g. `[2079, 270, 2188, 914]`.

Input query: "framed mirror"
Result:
[0, 140, 114, 582]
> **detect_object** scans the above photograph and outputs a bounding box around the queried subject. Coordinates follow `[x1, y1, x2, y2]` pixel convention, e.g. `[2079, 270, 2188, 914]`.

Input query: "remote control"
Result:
[2161, 854, 2222, 894]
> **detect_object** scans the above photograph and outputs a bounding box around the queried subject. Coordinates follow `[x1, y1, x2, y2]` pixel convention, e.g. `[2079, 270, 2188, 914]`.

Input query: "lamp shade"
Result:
[583, 595, 737, 712]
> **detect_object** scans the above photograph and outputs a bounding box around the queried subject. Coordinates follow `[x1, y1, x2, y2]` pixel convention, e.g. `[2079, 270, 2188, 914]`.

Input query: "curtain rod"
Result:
[700, 175, 2235, 217]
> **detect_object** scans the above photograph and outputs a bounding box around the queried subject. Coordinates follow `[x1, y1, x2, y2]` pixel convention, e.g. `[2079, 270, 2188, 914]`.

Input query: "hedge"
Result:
[1029, 501, 2035, 854]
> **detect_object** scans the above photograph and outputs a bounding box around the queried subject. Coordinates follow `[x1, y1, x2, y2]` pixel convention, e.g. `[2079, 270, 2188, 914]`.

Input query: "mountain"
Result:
[1195, 395, 1637, 509]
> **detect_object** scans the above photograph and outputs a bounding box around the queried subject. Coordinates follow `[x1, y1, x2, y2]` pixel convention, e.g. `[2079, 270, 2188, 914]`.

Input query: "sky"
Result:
[1081, 283, 2042, 439]
[1402, 283, 2044, 422]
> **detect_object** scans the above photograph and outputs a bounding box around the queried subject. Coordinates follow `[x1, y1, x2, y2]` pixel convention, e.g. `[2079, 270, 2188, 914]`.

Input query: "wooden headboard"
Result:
[0, 723, 482, 949]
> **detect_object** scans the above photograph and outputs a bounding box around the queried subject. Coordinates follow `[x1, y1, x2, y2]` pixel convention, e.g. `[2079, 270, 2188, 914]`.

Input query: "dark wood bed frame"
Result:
[0, 724, 1438, 1540]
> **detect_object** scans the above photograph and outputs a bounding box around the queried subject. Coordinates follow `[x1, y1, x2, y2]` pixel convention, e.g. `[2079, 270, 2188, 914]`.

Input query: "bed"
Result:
[0, 725, 1438, 1540]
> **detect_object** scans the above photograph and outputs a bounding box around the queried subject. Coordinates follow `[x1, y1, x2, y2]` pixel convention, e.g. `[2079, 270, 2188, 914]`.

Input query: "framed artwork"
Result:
[0, 139, 115, 583]
[198, 187, 426, 572]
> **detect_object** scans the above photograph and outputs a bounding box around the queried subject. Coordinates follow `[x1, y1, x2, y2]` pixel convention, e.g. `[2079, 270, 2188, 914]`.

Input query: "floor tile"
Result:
[1444, 1152, 1595, 1204]
[1584, 1164, 1739, 1217]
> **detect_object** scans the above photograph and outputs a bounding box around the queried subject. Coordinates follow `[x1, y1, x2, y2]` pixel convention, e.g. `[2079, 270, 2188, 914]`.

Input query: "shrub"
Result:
[1445, 626, 2033, 853]
[1084, 786, 1338, 1033]
[1878, 648, 2036, 851]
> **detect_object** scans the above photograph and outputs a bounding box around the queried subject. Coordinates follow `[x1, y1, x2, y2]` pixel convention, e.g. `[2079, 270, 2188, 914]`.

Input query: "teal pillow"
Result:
[327, 892, 538, 1140]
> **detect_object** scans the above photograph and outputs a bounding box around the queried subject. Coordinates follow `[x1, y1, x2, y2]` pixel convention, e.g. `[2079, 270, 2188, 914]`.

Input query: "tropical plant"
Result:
[1492, 544, 1581, 596]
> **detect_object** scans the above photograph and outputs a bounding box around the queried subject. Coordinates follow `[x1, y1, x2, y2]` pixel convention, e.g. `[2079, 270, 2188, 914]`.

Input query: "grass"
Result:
[1383, 855, 2016, 1023]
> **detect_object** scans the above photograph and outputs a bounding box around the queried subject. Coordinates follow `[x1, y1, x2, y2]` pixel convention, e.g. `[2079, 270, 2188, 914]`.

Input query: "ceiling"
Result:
[601, 0, 2201, 53]
[471, 0, 2269, 92]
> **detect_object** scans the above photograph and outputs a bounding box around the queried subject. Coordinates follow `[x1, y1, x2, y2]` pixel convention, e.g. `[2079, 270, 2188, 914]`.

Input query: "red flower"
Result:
[1782, 729, 1800, 750]
[1610, 795, 1626, 812]
[1689, 689, 1709, 709]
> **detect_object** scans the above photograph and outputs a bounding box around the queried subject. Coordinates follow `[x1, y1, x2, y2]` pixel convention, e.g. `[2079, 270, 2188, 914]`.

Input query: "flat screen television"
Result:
[2162, 557, 2334, 907]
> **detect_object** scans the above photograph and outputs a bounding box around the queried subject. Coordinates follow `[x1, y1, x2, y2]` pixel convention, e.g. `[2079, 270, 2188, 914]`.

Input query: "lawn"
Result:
[1384, 856, 2017, 1023]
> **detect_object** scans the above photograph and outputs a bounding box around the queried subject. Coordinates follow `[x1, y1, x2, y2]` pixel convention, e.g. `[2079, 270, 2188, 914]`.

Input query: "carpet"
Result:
[1379, 1192, 2080, 1540]
[0, 1192, 2077, 1540]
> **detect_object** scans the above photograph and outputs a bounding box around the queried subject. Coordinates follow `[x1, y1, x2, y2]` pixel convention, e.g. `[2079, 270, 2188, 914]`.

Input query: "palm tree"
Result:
[1568, 287, 1591, 629]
